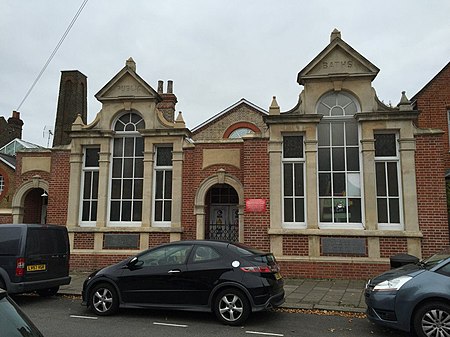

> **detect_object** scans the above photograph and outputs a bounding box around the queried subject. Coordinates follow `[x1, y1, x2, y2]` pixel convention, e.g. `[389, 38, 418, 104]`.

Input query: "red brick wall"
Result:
[242, 138, 270, 251]
[0, 215, 13, 224]
[379, 238, 408, 258]
[280, 261, 389, 279]
[283, 236, 308, 256]
[70, 254, 132, 271]
[415, 63, 450, 169]
[47, 149, 70, 225]
[73, 233, 95, 250]
[415, 133, 450, 256]
[181, 142, 245, 241]
[70, 233, 171, 270]
[0, 164, 14, 209]
[148, 233, 171, 248]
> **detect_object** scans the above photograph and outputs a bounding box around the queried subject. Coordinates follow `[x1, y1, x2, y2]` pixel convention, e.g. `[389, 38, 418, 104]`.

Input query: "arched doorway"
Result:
[12, 177, 49, 224]
[206, 184, 239, 242]
[194, 170, 244, 242]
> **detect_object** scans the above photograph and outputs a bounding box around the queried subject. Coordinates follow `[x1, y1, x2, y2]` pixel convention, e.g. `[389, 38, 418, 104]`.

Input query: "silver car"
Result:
[365, 248, 450, 337]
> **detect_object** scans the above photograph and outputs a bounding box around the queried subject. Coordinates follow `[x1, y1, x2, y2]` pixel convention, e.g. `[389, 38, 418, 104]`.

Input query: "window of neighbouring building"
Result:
[447, 110, 450, 147]
[153, 146, 173, 226]
[110, 112, 144, 226]
[282, 135, 305, 227]
[375, 133, 402, 229]
[80, 147, 100, 226]
[0, 174, 4, 194]
[317, 91, 362, 229]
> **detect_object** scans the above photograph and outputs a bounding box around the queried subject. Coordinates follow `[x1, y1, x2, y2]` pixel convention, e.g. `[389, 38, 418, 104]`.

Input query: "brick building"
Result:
[3, 30, 449, 279]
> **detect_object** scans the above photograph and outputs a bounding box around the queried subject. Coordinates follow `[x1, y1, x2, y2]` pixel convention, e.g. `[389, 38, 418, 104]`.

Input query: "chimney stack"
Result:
[156, 80, 177, 123]
[53, 70, 87, 147]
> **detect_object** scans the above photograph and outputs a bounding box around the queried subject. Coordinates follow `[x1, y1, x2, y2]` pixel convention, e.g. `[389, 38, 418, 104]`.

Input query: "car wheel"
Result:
[214, 288, 250, 326]
[89, 283, 119, 316]
[37, 286, 59, 297]
[413, 301, 450, 337]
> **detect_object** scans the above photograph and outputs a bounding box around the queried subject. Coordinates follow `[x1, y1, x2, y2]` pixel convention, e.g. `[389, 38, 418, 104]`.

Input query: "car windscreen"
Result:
[0, 227, 21, 256]
[0, 296, 44, 337]
[26, 228, 68, 255]
[421, 249, 450, 269]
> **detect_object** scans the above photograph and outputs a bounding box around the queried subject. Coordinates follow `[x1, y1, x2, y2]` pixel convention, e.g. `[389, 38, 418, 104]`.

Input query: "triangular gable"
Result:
[297, 30, 379, 84]
[95, 59, 161, 102]
[411, 61, 450, 102]
[191, 98, 267, 134]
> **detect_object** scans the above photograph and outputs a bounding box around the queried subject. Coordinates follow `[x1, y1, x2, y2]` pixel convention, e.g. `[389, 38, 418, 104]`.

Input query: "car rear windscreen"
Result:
[0, 228, 21, 255]
[25, 228, 68, 255]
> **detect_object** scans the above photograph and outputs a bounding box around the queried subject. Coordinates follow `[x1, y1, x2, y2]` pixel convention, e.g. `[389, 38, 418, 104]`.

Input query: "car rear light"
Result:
[16, 258, 25, 277]
[241, 265, 276, 273]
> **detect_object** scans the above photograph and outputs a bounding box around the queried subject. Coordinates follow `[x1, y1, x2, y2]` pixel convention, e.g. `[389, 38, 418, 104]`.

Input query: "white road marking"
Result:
[70, 315, 98, 320]
[245, 331, 284, 337]
[153, 322, 188, 328]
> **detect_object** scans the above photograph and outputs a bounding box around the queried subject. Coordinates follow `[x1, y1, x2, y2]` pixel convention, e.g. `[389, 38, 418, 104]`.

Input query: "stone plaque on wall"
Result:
[103, 234, 139, 249]
[321, 237, 367, 256]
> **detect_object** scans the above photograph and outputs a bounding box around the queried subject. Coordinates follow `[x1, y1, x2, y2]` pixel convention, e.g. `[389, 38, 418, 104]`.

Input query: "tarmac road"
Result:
[14, 294, 407, 337]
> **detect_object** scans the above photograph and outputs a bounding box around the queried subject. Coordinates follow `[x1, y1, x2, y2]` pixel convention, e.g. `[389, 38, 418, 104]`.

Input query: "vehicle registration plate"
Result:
[27, 264, 46, 272]
[275, 272, 282, 280]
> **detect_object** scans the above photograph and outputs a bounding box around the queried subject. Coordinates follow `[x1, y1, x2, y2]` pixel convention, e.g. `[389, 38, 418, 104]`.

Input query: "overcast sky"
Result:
[1, 1, 449, 147]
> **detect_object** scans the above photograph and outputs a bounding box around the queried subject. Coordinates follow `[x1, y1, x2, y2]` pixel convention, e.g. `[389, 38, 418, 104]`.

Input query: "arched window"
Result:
[229, 128, 254, 139]
[223, 122, 260, 139]
[317, 92, 362, 228]
[110, 112, 145, 225]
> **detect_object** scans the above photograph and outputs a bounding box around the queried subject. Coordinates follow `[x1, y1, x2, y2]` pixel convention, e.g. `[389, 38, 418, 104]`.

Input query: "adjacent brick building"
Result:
[3, 31, 449, 279]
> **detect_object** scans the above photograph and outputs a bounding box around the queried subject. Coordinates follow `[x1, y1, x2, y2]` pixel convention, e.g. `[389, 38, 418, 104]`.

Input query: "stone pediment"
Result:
[297, 30, 379, 84]
[95, 58, 161, 102]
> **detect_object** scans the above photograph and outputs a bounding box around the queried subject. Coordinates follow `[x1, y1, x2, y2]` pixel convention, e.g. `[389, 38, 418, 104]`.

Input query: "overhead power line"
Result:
[16, 0, 89, 111]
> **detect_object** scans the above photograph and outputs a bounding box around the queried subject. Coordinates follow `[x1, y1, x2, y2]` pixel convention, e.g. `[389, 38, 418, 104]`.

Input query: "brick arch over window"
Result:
[223, 122, 260, 139]
[11, 177, 49, 224]
[194, 170, 245, 241]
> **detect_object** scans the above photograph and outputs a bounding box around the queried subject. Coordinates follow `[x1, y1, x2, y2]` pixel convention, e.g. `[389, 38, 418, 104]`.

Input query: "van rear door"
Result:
[24, 227, 69, 282]
[0, 226, 23, 283]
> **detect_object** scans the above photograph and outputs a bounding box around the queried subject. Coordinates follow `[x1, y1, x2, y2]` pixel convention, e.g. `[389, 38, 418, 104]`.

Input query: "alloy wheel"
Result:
[218, 293, 244, 322]
[421, 309, 450, 337]
[93, 287, 113, 313]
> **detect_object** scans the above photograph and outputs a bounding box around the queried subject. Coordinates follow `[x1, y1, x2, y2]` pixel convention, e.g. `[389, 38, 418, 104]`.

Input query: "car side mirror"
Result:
[127, 257, 143, 269]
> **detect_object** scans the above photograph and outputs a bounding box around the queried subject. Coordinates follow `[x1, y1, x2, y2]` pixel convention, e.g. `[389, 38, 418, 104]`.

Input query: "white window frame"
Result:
[282, 135, 306, 229]
[317, 91, 364, 230]
[79, 147, 100, 227]
[108, 112, 144, 227]
[374, 132, 403, 230]
[152, 146, 173, 227]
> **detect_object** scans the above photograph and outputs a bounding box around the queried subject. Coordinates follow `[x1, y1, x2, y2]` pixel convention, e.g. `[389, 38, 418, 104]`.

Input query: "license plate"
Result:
[275, 272, 282, 280]
[27, 264, 46, 272]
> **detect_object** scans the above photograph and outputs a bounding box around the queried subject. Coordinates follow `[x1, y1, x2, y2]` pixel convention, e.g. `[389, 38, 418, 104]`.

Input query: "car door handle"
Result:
[168, 269, 181, 274]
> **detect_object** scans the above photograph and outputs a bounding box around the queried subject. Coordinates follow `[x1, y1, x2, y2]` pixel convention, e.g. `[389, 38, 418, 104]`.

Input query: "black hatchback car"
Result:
[82, 240, 284, 325]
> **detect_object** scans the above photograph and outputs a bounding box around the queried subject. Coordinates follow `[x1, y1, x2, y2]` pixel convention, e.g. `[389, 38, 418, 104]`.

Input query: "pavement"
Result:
[60, 272, 367, 313]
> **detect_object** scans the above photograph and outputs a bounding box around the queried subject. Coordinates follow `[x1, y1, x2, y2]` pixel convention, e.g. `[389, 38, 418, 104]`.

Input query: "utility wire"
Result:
[16, 0, 89, 111]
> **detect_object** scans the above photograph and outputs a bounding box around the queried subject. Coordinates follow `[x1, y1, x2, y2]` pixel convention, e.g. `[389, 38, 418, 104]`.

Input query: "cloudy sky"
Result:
[1, 1, 449, 147]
